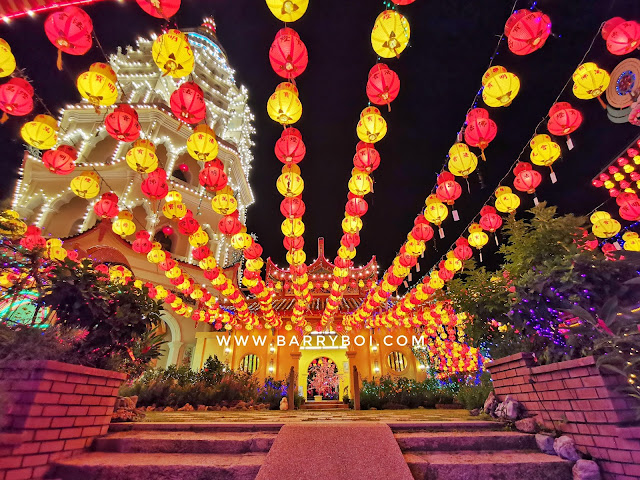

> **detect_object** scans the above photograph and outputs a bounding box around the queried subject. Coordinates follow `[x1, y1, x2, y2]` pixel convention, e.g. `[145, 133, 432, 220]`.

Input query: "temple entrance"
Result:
[306, 357, 339, 401]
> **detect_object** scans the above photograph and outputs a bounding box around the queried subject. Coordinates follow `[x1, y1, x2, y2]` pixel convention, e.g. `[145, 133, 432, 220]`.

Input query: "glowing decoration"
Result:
[93, 192, 119, 219]
[77, 62, 118, 111]
[42, 145, 77, 175]
[353, 142, 380, 173]
[105, 105, 141, 142]
[170, 81, 206, 126]
[21, 114, 58, 150]
[126, 139, 158, 174]
[269, 28, 308, 80]
[136, 0, 180, 18]
[0, 78, 34, 123]
[448, 143, 478, 177]
[0, 210, 27, 237]
[198, 159, 227, 191]
[424, 195, 448, 237]
[479, 205, 503, 233]
[267, 82, 302, 125]
[44, 6, 93, 70]
[162, 200, 187, 220]
[141, 168, 168, 200]
[547, 102, 582, 150]
[70, 171, 100, 199]
[494, 186, 520, 214]
[590, 210, 621, 239]
[162, 225, 174, 236]
[371, 10, 411, 58]
[348, 171, 373, 196]
[132, 231, 153, 254]
[356, 106, 387, 143]
[276, 170, 304, 197]
[275, 128, 305, 165]
[265, 0, 309, 23]
[281, 218, 305, 237]
[436, 171, 462, 215]
[280, 196, 306, 218]
[178, 211, 199, 236]
[504, 10, 552, 55]
[212, 190, 238, 215]
[618, 192, 640, 221]
[454, 237, 473, 261]
[623, 232, 640, 251]
[513, 162, 542, 202]
[367, 63, 400, 110]
[0, 40, 16, 78]
[602, 18, 640, 56]
[342, 215, 363, 234]
[219, 215, 243, 236]
[152, 29, 195, 78]
[187, 124, 218, 162]
[530, 134, 561, 182]
[481, 66, 520, 107]
[573, 63, 610, 108]
[468, 223, 489, 261]
[189, 228, 209, 248]
[463, 108, 497, 160]
[345, 196, 368, 217]
[111, 211, 136, 237]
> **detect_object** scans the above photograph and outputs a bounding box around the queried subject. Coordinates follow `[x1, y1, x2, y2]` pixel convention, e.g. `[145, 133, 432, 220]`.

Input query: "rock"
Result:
[554, 435, 581, 461]
[279, 397, 289, 411]
[221, 406, 228, 411]
[483, 391, 498, 416]
[162, 407, 174, 413]
[177, 403, 194, 412]
[146, 405, 155, 412]
[469, 408, 481, 416]
[129, 396, 138, 409]
[515, 416, 538, 433]
[417, 406, 425, 410]
[494, 397, 522, 421]
[572, 459, 601, 480]
[370, 407, 377, 410]
[535, 433, 556, 455]
[197, 405, 207, 411]
[494, 402, 506, 419]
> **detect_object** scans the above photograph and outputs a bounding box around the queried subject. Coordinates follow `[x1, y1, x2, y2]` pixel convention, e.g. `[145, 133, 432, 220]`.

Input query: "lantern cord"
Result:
[92, 31, 128, 97]
[10, 66, 54, 117]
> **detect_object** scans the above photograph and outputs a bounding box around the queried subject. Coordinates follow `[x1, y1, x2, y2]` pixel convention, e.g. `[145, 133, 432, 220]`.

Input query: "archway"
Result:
[155, 311, 184, 368]
[306, 357, 340, 401]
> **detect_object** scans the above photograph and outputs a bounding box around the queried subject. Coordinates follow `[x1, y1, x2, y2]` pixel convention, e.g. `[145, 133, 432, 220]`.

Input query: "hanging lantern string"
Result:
[398, 22, 606, 296]
[92, 30, 128, 97]
[9, 65, 54, 117]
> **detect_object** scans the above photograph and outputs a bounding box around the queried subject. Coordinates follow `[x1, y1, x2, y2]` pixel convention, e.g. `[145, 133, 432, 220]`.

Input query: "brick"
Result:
[38, 440, 65, 453]
[12, 442, 41, 456]
[67, 405, 89, 416]
[63, 438, 87, 451]
[582, 376, 607, 387]
[40, 370, 68, 382]
[540, 391, 559, 401]
[74, 416, 95, 427]
[577, 424, 591, 434]
[88, 406, 109, 416]
[10, 380, 52, 392]
[42, 405, 68, 417]
[0, 455, 22, 469]
[9, 404, 44, 417]
[58, 394, 83, 405]
[589, 399, 616, 410]
[601, 461, 625, 474]
[565, 411, 586, 422]
[100, 397, 116, 407]
[81, 426, 102, 437]
[74, 384, 96, 395]
[31, 465, 50, 479]
[50, 382, 75, 394]
[569, 367, 591, 377]
[87, 376, 107, 386]
[58, 427, 83, 439]
[547, 380, 565, 390]
[50, 417, 75, 428]
[551, 370, 570, 380]
[94, 415, 112, 425]
[21, 454, 49, 467]
[557, 389, 576, 400]
[66, 374, 89, 384]
[564, 378, 583, 388]
[30, 392, 60, 404]
[554, 400, 572, 410]
[94, 386, 117, 396]
[105, 378, 123, 388]
[595, 436, 619, 449]
[585, 411, 608, 423]
[577, 388, 599, 399]
[572, 434, 595, 447]
[99, 425, 109, 435]
[623, 462, 640, 475]
[48, 450, 73, 462]
[34, 429, 61, 441]
[617, 437, 640, 450]
[80, 396, 102, 406]
[19, 416, 52, 429]
[5, 468, 33, 480]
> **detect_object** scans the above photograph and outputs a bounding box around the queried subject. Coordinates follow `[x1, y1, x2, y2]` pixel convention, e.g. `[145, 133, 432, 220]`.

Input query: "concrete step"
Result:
[54, 452, 266, 480]
[389, 421, 500, 432]
[108, 422, 283, 433]
[395, 430, 536, 452]
[404, 450, 572, 480]
[301, 401, 349, 410]
[95, 431, 276, 454]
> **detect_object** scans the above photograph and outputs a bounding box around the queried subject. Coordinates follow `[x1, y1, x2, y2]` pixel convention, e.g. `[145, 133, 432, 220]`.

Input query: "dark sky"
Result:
[0, 0, 639, 286]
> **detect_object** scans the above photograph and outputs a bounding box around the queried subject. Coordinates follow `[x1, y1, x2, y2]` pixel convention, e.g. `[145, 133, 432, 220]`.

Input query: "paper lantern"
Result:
[530, 134, 561, 173]
[573, 63, 610, 108]
[199, 159, 228, 191]
[353, 142, 380, 173]
[170, 81, 205, 126]
[371, 10, 411, 58]
[187, 124, 218, 162]
[141, 168, 168, 200]
[21, 114, 58, 150]
[136, 0, 180, 18]
[275, 128, 306, 165]
[77, 63, 118, 110]
[448, 145, 478, 177]
[391, 0, 415, 4]
[178, 211, 200, 236]
[342, 215, 363, 234]
[513, 162, 542, 196]
[504, 10, 552, 55]
[592, 218, 621, 239]
[42, 145, 77, 175]
[0, 40, 16, 78]
[356, 106, 387, 143]
[269, 28, 308, 80]
[547, 102, 582, 149]
[132, 231, 153, 254]
[482, 66, 520, 107]
[276, 171, 304, 197]
[286, 249, 306, 265]
[479, 205, 503, 232]
[281, 218, 305, 237]
[366, 63, 400, 110]
[267, 82, 302, 125]
[93, 192, 119, 219]
[348, 172, 373, 196]
[70, 171, 100, 199]
[424, 195, 449, 230]
[219, 215, 243, 236]
[212, 191, 238, 215]
[44, 6, 93, 69]
[494, 186, 520, 213]
[147, 244, 166, 264]
[345, 197, 368, 217]
[0, 78, 34, 123]
[463, 108, 497, 160]
[126, 139, 158, 174]
[454, 237, 473, 261]
[436, 179, 462, 206]
[468, 223, 488, 250]
[265, 0, 309, 22]
[162, 201, 187, 220]
[623, 232, 640, 251]
[602, 18, 640, 55]
[105, 105, 141, 142]
[152, 29, 194, 78]
[280, 196, 306, 218]
[112, 211, 136, 237]
[189, 228, 209, 247]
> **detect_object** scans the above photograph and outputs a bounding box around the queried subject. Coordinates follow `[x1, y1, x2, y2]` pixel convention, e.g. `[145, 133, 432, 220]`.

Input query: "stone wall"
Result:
[487, 352, 640, 480]
[0, 360, 126, 480]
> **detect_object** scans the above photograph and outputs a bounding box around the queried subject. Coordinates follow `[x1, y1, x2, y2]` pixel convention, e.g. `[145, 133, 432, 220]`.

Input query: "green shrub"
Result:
[359, 375, 463, 410]
[455, 373, 493, 410]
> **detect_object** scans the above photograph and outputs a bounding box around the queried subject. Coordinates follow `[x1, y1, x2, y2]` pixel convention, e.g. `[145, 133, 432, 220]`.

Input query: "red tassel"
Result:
[176, 122, 183, 132]
[56, 50, 63, 71]
[480, 149, 486, 161]
[0, 112, 8, 124]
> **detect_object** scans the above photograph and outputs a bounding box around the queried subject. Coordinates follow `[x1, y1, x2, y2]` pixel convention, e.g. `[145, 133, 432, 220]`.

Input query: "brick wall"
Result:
[487, 353, 640, 480]
[0, 360, 126, 480]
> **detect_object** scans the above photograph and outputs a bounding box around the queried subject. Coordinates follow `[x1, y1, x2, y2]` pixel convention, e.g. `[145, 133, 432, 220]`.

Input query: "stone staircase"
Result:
[51, 423, 282, 480]
[301, 400, 349, 410]
[391, 422, 573, 480]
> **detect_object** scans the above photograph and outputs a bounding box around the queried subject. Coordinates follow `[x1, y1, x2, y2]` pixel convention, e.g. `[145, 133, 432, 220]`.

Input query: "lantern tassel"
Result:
[597, 96, 607, 109]
[416, 262, 420, 272]
[56, 50, 63, 71]
[549, 167, 557, 184]
[176, 122, 183, 132]
[479, 251, 483, 263]
[439, 226, 445, 239]
[452, 209, 460, 222]
[566, 135, 574, 150]
[0, 112, 8, 124]
[533, 195, 539, 206]
[387, 101, 391, 113]
[480, 149, 486, 161]
[494, 234, 499, 247]
[465, 177, 471, 194]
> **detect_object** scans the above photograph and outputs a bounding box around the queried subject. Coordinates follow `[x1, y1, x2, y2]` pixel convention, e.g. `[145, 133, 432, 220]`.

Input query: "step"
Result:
[54, 452, 266, 480]
[95, 431, 277, 454]
[301, 402, 350, 410]
[389, 421, 500, 432]
[404, 450, 572, 480]
[108, 422, 283, 433]
[395, 431, 536, 452]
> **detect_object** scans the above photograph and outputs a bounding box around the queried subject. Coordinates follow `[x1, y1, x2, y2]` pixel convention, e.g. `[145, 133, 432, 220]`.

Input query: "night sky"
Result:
[0, 0, 639, 289]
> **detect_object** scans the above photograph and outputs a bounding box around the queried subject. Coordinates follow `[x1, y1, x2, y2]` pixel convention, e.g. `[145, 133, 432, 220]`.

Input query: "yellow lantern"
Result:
[623, 232, 640, 251]
[287, 249, 306, 265]
[530, 134, 561, 169]
[245, 258, 264, 271]
[77, 63, 118, 109]
[281, 218, 305, 237]
[199, 256, 217, 270]
[495, 186, 520, 214]
[590, 211, 611, 224]
[165, 190, 182, 203]
[265, 0, 309, 22]
[356, 107, 387, 143]
[0, 210, 27, 237]
[448, 149, 478, 177]
[162, 201, 187, 219]
[70, 171, 101, 199]
[189, 228, 209, 247]
[112, 211, 136, 237]
[126, 140, 158, 173]
[468, 223, 489, 250]
[155, 285, 168, 299]
[338, 246, 356, 259]
[267, 82, 302, 125]
[147, 242, 166, 263]
[444, 251, 462, 272]
[21, 114, 58, 150]
[424, 197, 449, 226]
[243, 276, 259, 288]
[405, 238, 425, 257]
[342, 215, 363, 234]
[371, 10, 411, 58]
[429, 273, 444, 290]
[573, 63, 610, 106]
[0, 40, 16, 78]
[152, 29, 195, 78]
[592, 219, 621, 239]
[231, 232, 252, 250]
[481, 66, 520, 107]
[187, 124, 218, 162]
[212, 191, 238, 215]
[348, 172, 373, 196]
[276, 171, 304, 197]
[165, 266, 182, 279]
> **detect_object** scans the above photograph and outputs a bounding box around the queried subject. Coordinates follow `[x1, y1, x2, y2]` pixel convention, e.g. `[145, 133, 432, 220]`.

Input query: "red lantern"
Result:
[366, 63, 400, 111]
[479, 206, 503, 232]
[437, 268, 454, 282]
[391, 0, 415, 4]
[341, 232, 360, 249]
[618, 192, 640, 221]
[275, 128, 306, 165]
[345, 196, 368, 217]
[269, 28, 308, 80]
[42, 145, 77, 175]
[132, 231, 153, 254]
[44, 6, 93, 70]
[218, 215, 242, 236]
[454, 238, 473, 261]
[398, 253, 417, 268]
[105, 105, 141, 142]
[353, 142, 380, 173]
[334, 256, 353, 269]
[179, 163, 189, 172]
[292, 264, 307, 276]
[178, 210, 200, 235]
[171, 82, 206, 127]
[464, 108, 497, 160]
[244, 242, 263, 259]
[141, 168, 169, 200]
[411, 219, 434, 242]
[0, 78, 34, 123]
[93, 192, 119, 219]
[158, 256, 176, 272]
[162, 225, 174, 236]
[199, 160, 228, 191]
[602, 18, 640, 55]
[280, 196, 306, 218]
[547, 102, 582, 149]
[436, 180, 462, 206]
[135, 0, 181, 18]
[192, 245, 211, 261]
[513, 162, 542, 196]
[284, 236, 304, 251]
[504, 10, 552, 55]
